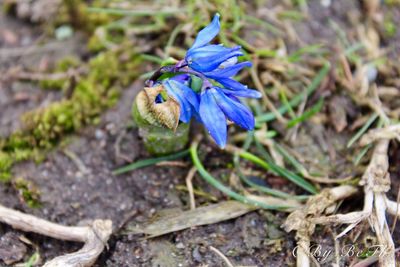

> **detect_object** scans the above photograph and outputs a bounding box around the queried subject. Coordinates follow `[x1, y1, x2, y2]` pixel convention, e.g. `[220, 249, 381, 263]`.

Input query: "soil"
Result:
[1, 1, 400, 267]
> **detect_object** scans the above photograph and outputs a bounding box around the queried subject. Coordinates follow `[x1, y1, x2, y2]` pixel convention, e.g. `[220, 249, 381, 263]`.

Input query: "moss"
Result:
[0, 44, 141, 181]
[383, 15, 397, 37]
[385, 0, 400, 5]
[0, 152, 13, 182]
[87, 34, 107, 53]
[60, 0, 118, 33]
[14, 177, 41, 208]
[39, 56, 81, 90]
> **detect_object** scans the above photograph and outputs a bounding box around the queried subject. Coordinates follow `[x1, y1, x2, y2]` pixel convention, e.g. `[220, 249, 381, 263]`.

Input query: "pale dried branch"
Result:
[283, 185, 357, 267]
[185, 166, 197, 210]
[359, 124, 400, 146]
[209, 246, 235, 267]
[0, 204, 112, 267]
[310, 140, 396, 266]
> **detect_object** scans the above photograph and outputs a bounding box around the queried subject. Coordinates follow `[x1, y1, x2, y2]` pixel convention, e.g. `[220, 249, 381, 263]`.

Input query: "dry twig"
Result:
[0, 204, 112, 267]
[283, 185, 358, 267]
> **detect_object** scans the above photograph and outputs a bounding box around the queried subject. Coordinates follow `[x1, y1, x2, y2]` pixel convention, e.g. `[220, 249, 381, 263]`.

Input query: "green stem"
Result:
[190, 139, 295, 210]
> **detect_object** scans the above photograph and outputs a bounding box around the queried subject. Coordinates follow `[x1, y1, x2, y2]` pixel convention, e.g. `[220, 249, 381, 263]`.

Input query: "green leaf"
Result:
[113, 149, 189, 175]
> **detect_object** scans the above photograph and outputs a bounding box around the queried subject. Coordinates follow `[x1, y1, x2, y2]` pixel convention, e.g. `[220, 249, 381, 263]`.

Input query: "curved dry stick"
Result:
[310, 140, 396, 267]
[283, 185, 358, 267]
[0, 204, 112, 267]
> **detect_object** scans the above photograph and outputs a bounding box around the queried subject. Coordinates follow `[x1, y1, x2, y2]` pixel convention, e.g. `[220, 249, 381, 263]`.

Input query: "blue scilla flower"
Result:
[199, 86, 255, 148]
[145, 14, 261, 149]
[185, 13, 243, 72]
[162, 75, 199, 124]
[204, 61, 262, 99]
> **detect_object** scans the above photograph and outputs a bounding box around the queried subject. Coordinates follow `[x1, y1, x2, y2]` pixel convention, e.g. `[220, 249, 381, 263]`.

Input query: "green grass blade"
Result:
[253, 139, 318, 194]
[274, 143, 307, 174]
[347, 113, 378, 148]
[190, 141, 294, 210]
[113, 149, 189, 175]
[237, 142, 317, 194]
[256, 62, 330, 124]
[243, 15, 283, 36]
[353, 144, 372, 165]
[287, 98, 324, 128]
[287, 44, 325, 63]
[232, 132, 307, 200]
[87, 7, 183, 16]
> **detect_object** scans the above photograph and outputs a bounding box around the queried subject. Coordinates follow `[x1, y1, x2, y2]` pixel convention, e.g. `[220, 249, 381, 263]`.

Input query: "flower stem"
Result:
[145, 64, 211, 89]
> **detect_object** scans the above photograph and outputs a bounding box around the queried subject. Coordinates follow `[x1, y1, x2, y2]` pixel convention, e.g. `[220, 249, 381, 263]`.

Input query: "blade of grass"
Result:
[353, 144, 372, 166]
[233, 137, 308, 201]
[286, 98, 324, 128]
[164, 24, 183, 59]
[344, 42, 364, 57]
[229, 142, 317, 194]
[237, 172, 309, 200]
[255, 62, 330, 124]
[113, 149, 189, 175]
[347, 113, 378, 148]
[87, 7, 183, 16]
[252, 139, 318, 194]
[274, 143, 307, 175]
[190, 139, 294, 210]
[255, 49, 278, 57]
[243, 15, 283, 36]
[141, 54, 164, 64]
[287, 44, 325, 63]
[279, 88, 296, 118]
[278, 10, 306, 21]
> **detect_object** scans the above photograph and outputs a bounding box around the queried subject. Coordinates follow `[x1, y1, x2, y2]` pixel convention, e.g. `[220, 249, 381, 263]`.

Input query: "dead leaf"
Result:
[135, 85, 180, 130]
[126, 201, 257, 238]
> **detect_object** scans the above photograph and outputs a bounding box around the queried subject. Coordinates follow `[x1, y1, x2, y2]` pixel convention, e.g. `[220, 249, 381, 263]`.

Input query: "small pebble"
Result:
[95, 129, 105, 140]
[176, 242, 185, 249]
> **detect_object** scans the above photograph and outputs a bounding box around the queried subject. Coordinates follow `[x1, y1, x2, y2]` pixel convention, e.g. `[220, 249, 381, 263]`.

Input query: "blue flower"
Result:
[162, 75, 199, 123]
[185, 14, 243, 72]
[204, 61, 262, 99]
[199, 87, 255, 148]
[145, 14, 261, 149]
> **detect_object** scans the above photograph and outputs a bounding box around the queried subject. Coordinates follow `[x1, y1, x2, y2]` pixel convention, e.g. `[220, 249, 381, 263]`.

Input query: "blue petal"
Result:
[205, 61, 252, 78]
[186, 44, 230, 61]
[189, 47, 243, 72]
[190, 13, 220, 50]
[219, 57, 238, 68]
[168, 79, 200, 112]
[164, 80, 192, 123]
[199, 90, 227, 148]
[171, 74, 191, 84]
[155, 94, 163, 103]
[217, 78, 262, 98]
[211, 87, 255, 130]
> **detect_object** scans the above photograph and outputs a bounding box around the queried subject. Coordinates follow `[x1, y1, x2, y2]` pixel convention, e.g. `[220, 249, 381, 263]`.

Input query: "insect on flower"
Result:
[143, 13, 261, 148]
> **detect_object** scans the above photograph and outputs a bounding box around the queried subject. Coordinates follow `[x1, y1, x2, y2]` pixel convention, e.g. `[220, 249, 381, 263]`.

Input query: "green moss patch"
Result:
[0, 45, 142, 182]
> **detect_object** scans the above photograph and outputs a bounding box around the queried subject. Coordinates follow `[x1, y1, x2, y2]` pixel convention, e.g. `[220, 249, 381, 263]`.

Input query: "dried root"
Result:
[283, 185, 358, 266]
[0, 204, 112, 267]
[285, 127, 400, 266]
[315, 139, 396, 267]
